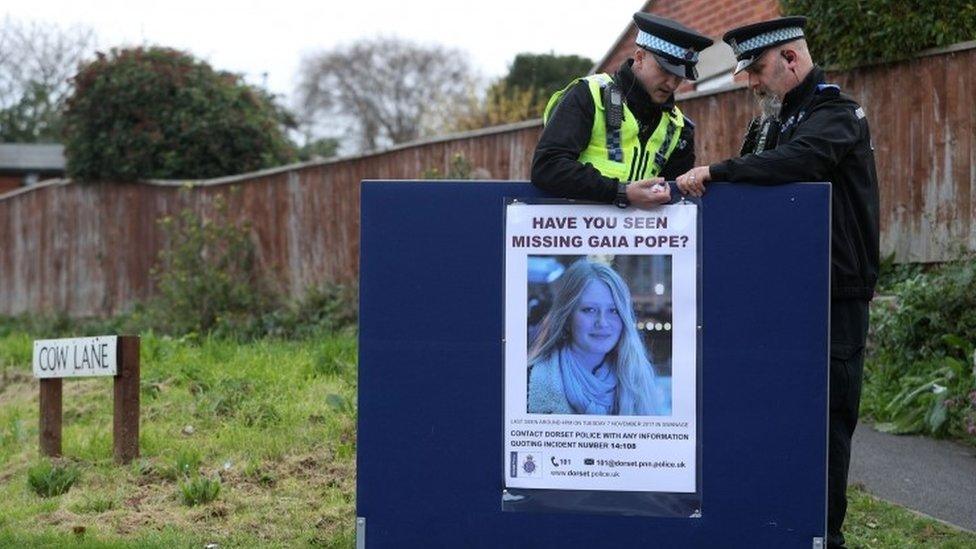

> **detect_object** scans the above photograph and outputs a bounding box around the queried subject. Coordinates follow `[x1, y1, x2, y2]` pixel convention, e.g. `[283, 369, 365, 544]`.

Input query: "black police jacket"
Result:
[531, 59, 696, 203]
[710, 67, 880, 301]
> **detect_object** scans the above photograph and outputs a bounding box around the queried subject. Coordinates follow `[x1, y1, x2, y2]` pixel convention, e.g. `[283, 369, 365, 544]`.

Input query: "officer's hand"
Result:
[626, 178, 671, 209]
[676, 166, 712, 197]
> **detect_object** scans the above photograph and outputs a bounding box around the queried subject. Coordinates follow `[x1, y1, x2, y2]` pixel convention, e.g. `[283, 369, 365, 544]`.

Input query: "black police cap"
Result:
[633, 13, 713, 81]
[723, 16, 808, 74]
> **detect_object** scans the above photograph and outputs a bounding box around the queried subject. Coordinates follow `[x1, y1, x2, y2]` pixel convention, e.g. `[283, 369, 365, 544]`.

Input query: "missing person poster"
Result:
[503, 202, 699, 498]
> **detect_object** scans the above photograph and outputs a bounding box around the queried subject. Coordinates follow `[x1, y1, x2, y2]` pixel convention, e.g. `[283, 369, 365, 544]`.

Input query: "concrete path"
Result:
[849, 424, 976, 532]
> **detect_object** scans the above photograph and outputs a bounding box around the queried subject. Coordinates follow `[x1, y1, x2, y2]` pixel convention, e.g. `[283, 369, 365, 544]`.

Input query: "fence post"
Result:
[113, 335, 140, 464]
[39, 378, 62, 457]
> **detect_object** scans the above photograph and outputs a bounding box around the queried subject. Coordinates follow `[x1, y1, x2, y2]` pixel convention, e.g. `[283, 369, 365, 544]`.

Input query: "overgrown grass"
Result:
[179, 476, 221, 506]
[3, 317, 974, 546]
[27, 461, 81, 497]
[0, 328, 357, 546]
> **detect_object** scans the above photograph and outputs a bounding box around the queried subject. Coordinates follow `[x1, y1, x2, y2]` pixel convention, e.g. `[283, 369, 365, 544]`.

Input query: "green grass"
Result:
[0, 329, 357, 547]
[846, 485, 976, 548]
[27, 461, 81, 497]
[2, 328, 975, 547]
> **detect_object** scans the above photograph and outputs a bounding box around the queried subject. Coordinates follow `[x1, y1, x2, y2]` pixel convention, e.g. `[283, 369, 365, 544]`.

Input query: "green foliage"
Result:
[845, 485, 976, 547]
[0, 413, 28, 463]
[452, 80, 538, 132]
[312, 336, 358, 380]
[296, 137, 340, 161]
[451, 52, 593, 131]
[63, 46, 296, 181]
[502, 52, 593, 101]
[168, 448, 202, 480]
[256, 284, 359, 339]
[875, 252, 924, 295]
[148, 193, 275, 337]
[864, 258, 976, 442]
[70, 495, 116, 514]
[325, 393, 356, 416]
[0, 82, 63, 142]
[421, 153, 474, 179]
[27, 461, 80, 497]
[179, 476, 221, 506]
[0, 332, 359, 544]
[780, 0, 976, 68]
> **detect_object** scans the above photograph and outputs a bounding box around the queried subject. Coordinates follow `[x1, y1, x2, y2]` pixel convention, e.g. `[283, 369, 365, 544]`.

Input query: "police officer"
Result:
[675, 17, 879, 548]
[531, 13, 712, 208]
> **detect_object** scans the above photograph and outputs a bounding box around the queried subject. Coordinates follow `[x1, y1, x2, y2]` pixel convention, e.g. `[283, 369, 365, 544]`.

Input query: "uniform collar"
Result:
[779, 65, 824, 121]
[615, 59, 674, 123]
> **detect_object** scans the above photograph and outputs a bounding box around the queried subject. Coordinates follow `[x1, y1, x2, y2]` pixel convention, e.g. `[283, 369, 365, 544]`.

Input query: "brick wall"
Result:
[0, 176, 19, 195]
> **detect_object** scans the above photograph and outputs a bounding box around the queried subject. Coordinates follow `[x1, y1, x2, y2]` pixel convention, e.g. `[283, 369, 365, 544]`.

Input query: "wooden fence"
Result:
[1, 43, 973, 316]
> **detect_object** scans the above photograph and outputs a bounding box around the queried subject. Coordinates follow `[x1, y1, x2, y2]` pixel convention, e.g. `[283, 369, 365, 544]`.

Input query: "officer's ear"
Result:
[780, 49, 797, 65]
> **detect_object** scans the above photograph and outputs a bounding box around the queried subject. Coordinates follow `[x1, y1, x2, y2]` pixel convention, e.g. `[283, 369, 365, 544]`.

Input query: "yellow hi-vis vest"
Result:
[543, 73, 685, 182]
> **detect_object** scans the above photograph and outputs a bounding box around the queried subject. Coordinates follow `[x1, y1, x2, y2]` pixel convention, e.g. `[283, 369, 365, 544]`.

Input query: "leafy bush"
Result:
[864, 258, 976, 441]
[27, 461, 80, 497]
[257, 284, 358, 339]
[179, 476, 221, 506]
[63, 46, 295, 181]
[875, 252, 924, 295]
[148, 193, 275, 337]
[781, 0, 976, 69]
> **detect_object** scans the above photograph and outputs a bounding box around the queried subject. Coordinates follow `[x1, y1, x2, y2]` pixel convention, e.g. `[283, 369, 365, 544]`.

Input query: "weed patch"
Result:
[27, 461, 80, 497]
[179, 476, 221, 507]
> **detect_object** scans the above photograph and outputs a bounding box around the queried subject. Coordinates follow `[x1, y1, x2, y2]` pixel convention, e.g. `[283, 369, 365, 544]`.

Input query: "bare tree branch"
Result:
[295, 36, 480, 153]
[0, 17, 97, 142]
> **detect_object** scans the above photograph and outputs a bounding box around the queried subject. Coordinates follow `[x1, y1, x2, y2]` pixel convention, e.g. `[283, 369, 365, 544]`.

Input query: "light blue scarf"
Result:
[559, 348, 617, 414]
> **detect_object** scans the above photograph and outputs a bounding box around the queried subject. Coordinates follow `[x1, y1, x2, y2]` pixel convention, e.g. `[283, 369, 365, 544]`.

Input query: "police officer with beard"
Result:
[531, 13, 712, 209]
[676, 17, 880, 548]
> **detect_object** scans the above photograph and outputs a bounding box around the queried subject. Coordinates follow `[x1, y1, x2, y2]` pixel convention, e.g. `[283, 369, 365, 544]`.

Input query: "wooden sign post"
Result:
[33, 335, 140, 464]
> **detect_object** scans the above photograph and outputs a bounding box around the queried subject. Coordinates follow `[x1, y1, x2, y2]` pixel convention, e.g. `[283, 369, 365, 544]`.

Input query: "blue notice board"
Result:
[358, 181, 830, 548]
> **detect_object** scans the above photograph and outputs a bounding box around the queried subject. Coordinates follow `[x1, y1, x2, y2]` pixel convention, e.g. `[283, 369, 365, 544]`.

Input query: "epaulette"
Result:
[681, 113, 696, 129]
[816, 83, 840, 96]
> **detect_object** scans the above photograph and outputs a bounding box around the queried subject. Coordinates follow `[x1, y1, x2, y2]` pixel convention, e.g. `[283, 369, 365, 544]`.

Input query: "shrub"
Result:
[179, 476, 221, 506]
[27, 461, 80, 497]
[781, 1, 976, 69]
[259, 284, 358, 340]
[864, 258, 976, 441]
[148, 193, 275, 337]
[63, 46, 295, 181]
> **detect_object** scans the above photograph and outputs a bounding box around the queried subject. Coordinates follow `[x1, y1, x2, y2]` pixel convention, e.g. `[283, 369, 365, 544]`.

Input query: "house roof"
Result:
[0, 144, 66, 171]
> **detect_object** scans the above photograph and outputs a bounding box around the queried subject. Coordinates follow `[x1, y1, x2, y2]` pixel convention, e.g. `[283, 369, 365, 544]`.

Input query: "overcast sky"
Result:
[4, 0, 643, 107]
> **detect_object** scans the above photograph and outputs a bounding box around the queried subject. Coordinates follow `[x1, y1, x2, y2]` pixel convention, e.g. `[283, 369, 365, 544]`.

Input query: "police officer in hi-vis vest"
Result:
[531, 13, 712, 209]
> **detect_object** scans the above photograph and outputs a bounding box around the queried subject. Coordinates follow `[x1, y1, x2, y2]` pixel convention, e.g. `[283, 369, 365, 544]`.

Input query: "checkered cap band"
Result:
[731, 27, 805, 56]
[636, 30, 699, 63]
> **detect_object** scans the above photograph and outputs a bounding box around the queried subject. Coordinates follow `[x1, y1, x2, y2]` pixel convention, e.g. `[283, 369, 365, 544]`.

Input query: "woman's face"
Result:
[569, 280, 623, 358]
